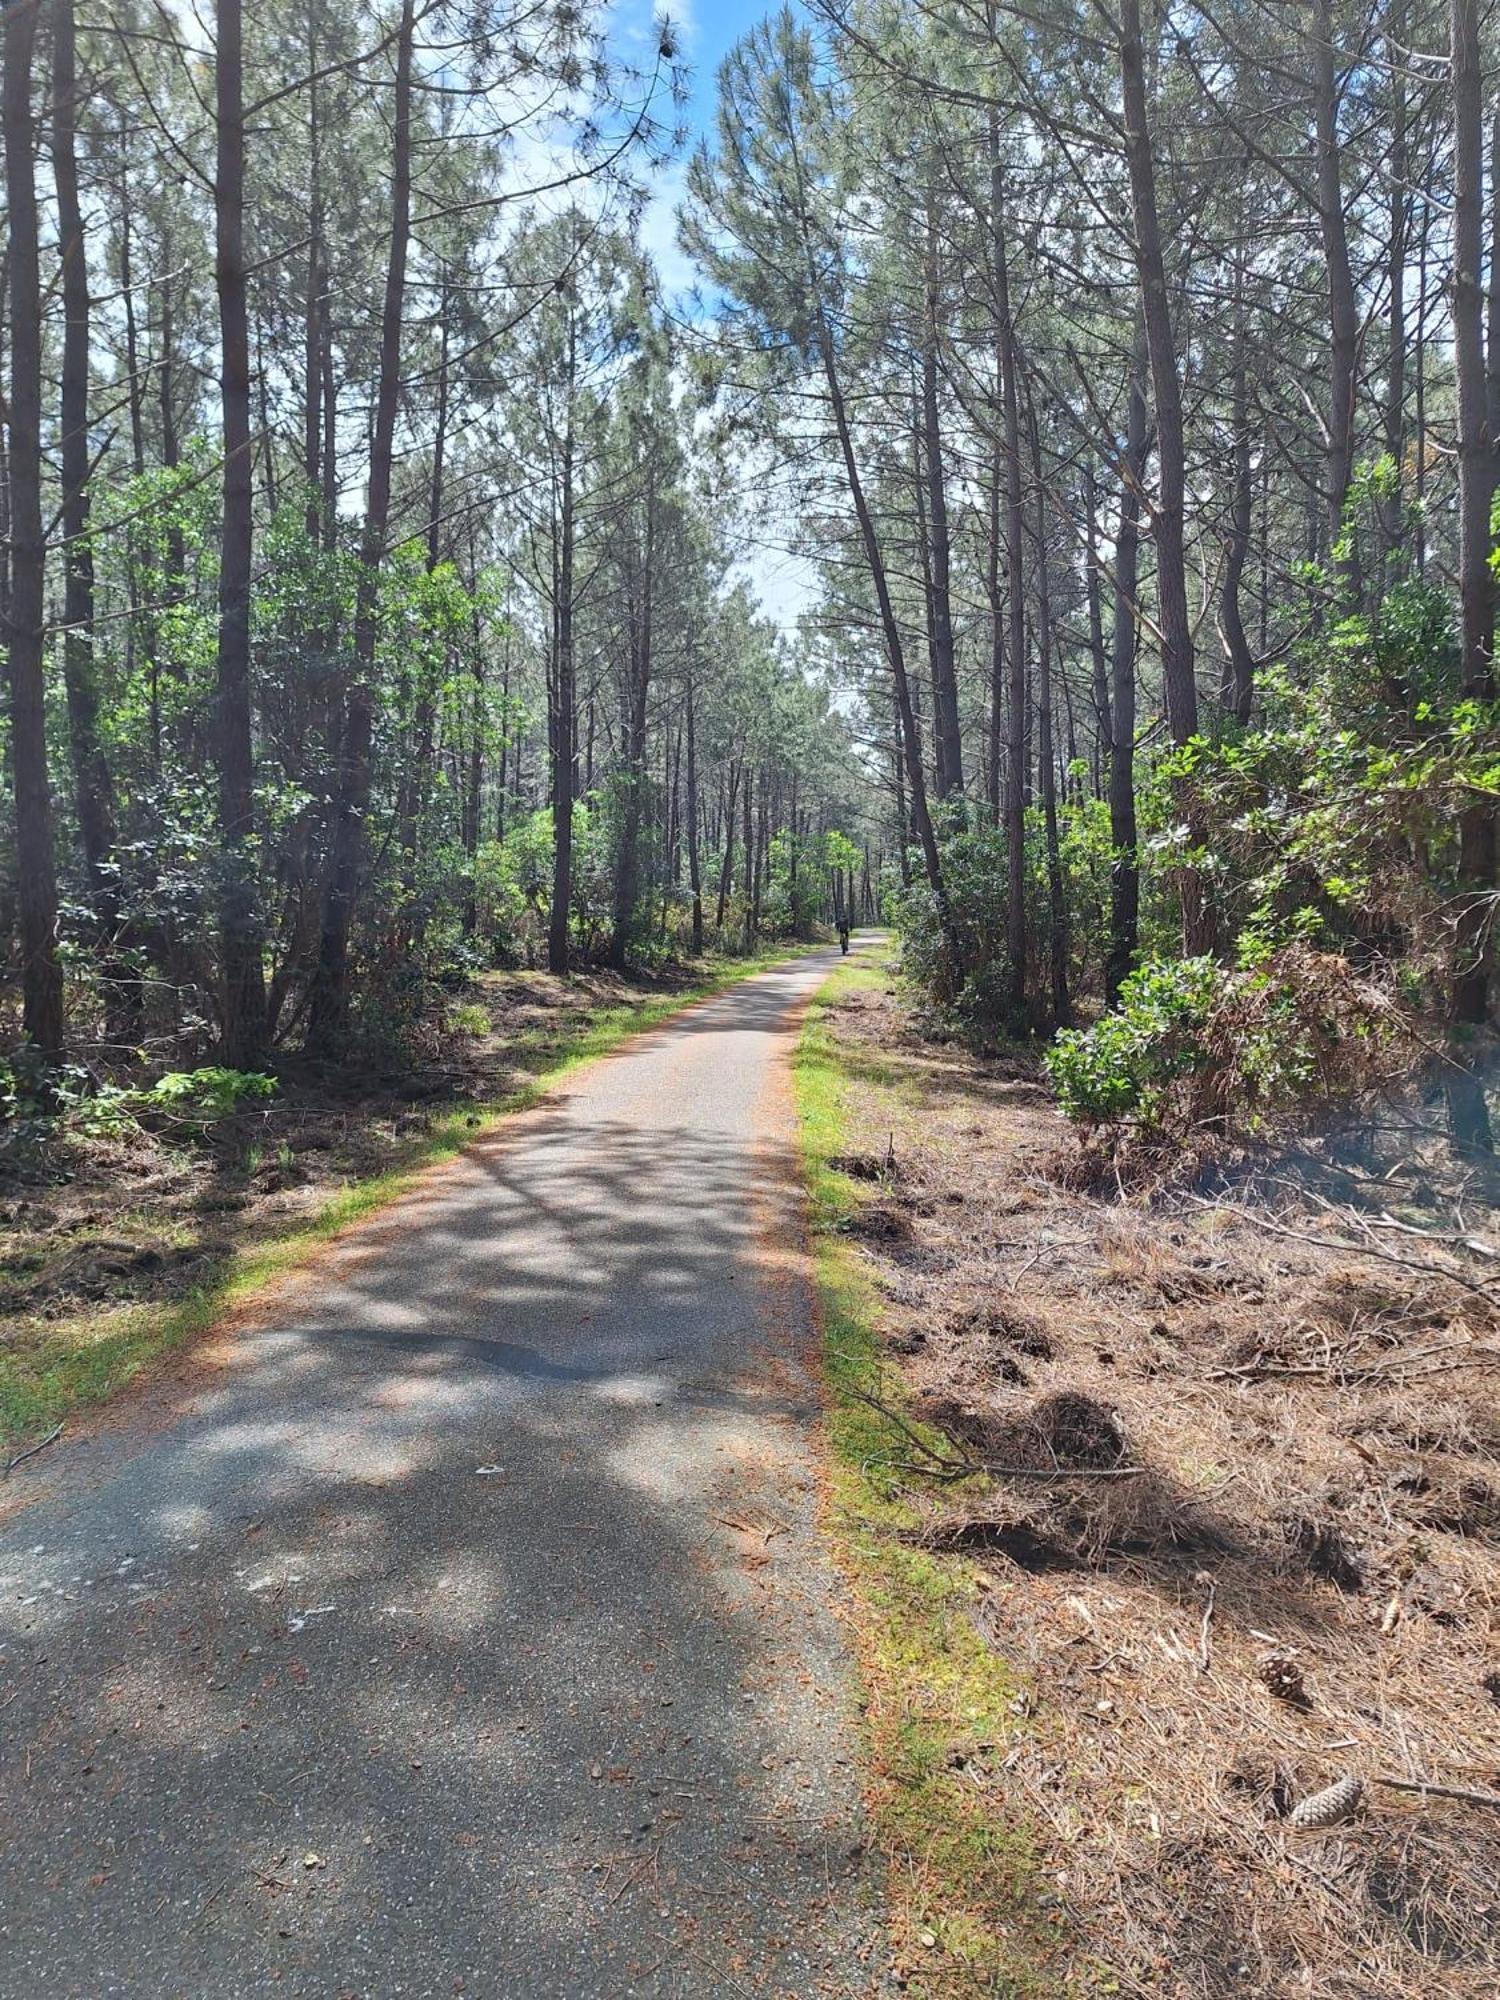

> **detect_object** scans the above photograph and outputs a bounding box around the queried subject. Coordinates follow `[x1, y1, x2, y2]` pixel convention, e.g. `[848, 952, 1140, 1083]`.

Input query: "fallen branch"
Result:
[1370, 1210, 1500, 1261]
[4, 1424, 63, 1478]
[1181, 1193, 1500, 1306]
[849, 1389, 1149, 1481]
[1372, 1773, 1500, 1811]
[849, 1387, 973, 1474]
[982, 1463, 1150, 1481]
[1208, 1337, 1495, 1386]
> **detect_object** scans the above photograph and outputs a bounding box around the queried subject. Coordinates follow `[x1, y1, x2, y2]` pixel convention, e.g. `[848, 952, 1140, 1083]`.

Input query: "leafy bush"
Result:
[1046, 947, 1405, 1147]
[1047, 956, 1220, 1125]
[67, 1066, 275, 1139]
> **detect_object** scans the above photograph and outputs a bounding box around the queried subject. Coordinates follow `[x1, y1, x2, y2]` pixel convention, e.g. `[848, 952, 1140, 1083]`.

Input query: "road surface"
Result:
[0, 949, 882, 1998]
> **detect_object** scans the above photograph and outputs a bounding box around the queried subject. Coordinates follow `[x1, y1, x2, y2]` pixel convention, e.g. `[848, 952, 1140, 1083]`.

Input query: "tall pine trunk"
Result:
[4, 0, 65, 1060]
[1220, 256, 1256, 723]
[922, 197, 962, 800]
[53, 0, 121, 981]
[1106, 348, 1147, 1006]
[1446, 0, 1496, 1151]
[213, 0, 267, 1067]
[611, 460, 655, 971]
[1119, 0, 1216, 956]
[307, 0, 415, 1048]
[548, 318, 578, 975]
[1312, 0, 1360, 589]
[685, 676, 704, 954]
[992, 140, 1029, 1016]
[1028, 393, 1071, 1027]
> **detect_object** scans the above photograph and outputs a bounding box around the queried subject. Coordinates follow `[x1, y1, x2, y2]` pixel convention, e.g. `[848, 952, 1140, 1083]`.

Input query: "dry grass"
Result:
[819, 977, 1500, 1998]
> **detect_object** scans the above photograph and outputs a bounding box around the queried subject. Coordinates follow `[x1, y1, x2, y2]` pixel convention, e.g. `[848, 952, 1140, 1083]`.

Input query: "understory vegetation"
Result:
[0, 0, 880, 1184]
[678, 5, 1500, 1170]
[7, 1, 1500, 1183]
[803, 948, 1500, 1998]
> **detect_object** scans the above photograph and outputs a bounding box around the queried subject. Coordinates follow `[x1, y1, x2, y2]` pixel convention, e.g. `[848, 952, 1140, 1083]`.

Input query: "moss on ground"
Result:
[793, 950, 1072, 1997]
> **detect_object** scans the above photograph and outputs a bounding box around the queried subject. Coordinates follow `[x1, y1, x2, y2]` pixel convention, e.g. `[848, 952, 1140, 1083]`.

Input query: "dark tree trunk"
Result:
[54, 0, 121, 963]
[1119, 0, 1215, 955]
[548, 322, 578, 975]
[611, 461, 655, 971]
[922, 201, 962, 800]
[993, 139, 1029, 1015]
[1385, 0, 1407, 564]
[4, 0, 65, 1060]
[986, 438, 1004, 826]
[1106, 345, 1148, 1007]
[1447, 0, 1496, 1151]
[1220, 257, 1256, 724]
[742, 765, 757, 946]
[117, 137, 146, 479]
[303, 1, 323, 544]
[716, 759, 740, 934]
[307, 0, 415, 1048]
[158, 242, 187, 614]
[397, 276, 450, 928]
[685, 676, 704, 954]
[1084, 461, 1111, 793]
[1028, 395, 1071, 1027]
[213, 0, 267, 1067]
[1312, 0, 1361, 589]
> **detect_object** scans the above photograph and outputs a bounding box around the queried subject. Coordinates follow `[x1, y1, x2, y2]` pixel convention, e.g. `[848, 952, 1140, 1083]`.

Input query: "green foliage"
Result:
[1047, 957, 1219, 1126]
[1047, 947, 1403, 1148]
[1179, 579, 1496, 1003]
[66, 1067, 276, 1139]
[0, 1059, 274, 1171]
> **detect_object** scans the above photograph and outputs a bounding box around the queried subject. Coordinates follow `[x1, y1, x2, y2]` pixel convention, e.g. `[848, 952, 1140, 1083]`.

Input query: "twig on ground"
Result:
[1372, 1774, 1500, 1811]
[983, 1463, 1149, 1481]
[1181, 1193, 1500, 1306]
[1196, 1573, 1217, 1674]
[849, 1386, 973, 1473]
[4, 1424, 63, 1477]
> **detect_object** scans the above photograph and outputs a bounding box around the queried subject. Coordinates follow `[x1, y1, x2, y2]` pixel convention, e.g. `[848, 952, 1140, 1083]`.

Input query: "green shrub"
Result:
[1046, 956, 1219, 1125]
[1046, 946, 1405, 1149]
[67, 1066, 275, 1139]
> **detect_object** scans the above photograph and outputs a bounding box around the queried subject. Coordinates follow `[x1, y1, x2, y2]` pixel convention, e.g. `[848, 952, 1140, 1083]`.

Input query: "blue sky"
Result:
[611, 0, 819, 629]
[664, 0, 784, 137]
[614, 0, 800, 290]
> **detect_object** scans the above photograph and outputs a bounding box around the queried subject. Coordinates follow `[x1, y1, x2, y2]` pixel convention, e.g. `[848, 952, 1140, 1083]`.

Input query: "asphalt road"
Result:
[0, 948, 882, 1999]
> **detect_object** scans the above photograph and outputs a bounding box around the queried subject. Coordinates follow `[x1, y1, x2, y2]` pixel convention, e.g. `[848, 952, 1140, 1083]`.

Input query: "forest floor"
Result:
[0, 948, 812, 1446]
[797, 949, 1500, 1999]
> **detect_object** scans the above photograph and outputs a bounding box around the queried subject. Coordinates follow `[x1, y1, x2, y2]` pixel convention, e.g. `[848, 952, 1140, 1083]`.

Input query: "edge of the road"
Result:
[0, 942, 851, 1525]
[790, 943, 1065, 1999]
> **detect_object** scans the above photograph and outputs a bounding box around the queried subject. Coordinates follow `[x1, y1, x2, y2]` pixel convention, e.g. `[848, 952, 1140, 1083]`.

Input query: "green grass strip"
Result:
[793, 949, 1069, 1998]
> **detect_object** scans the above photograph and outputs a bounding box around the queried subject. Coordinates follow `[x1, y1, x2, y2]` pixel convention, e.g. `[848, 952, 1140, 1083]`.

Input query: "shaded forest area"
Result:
[6, 5, 1500, 1394]
[680, 0, 1500, 1171]
[0, 0, 876, 1130]
[6, 0, 1500, 1160]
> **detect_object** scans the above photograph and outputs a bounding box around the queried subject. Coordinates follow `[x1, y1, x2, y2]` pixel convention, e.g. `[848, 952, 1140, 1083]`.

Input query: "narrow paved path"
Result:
[0, 950, 881, 1999]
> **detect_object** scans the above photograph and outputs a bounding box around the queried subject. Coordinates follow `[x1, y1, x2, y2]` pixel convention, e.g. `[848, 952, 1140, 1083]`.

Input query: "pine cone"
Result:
[1290, 1774, 1364, 1829]
[1258, 1654, 1308, 1706]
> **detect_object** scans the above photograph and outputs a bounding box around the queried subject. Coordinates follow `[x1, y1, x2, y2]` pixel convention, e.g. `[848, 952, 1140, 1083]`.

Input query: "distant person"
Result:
[838, 920, 850, 955]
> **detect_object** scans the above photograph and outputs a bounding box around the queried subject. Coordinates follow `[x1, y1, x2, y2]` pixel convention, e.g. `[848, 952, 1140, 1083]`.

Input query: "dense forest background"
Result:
[4, 0, 1500, 1158]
